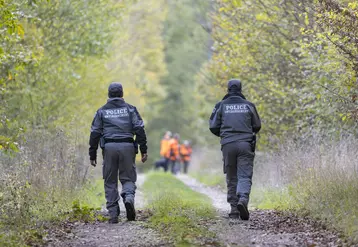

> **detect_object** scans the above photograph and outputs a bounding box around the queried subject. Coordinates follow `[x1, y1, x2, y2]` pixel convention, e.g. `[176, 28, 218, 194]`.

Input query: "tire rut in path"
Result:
[46, 174, 171, 247]
[177, 174, 345, 247]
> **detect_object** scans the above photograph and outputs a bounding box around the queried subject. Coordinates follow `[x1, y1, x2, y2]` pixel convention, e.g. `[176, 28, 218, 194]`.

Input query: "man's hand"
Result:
[90, 160, 97, 167]
[141, 153, 148, 163]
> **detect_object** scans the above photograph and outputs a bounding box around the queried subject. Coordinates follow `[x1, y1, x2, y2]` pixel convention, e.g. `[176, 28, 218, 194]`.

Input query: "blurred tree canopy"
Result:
[201, 0, 358, 147]
[144, 0, 211, 153]
[1, 0, 125, 150]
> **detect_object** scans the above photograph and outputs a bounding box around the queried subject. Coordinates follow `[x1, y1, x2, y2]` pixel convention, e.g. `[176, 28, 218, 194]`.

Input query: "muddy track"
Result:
[177, 174, 348, 247]
[45, 174, 349, 247]
[45, 174, 172, 247]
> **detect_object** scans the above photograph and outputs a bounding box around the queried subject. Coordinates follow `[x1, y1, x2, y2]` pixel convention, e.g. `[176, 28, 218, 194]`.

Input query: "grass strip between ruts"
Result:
[143, 172, 218, 246]
[190, 172, 226, 190]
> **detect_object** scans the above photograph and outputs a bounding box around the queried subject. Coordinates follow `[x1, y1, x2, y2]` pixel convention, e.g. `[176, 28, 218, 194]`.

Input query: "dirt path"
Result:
[46, 174, 171, 247]
[177, 174, 346, 247]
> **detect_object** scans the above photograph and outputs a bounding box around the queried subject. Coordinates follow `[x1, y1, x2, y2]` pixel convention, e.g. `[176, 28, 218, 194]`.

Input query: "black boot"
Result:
[229, 205, 240, 219]
[124, 197, 136, 221]
[237, 200, 249, 220]
[108, 217, 119, 224]
[108, 207, 120, 224]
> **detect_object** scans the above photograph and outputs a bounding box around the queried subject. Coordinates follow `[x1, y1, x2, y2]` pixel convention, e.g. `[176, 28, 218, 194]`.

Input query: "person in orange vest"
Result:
[168, 133, 180, 174]
[180, 140, 192, 174]
[155, 131, 172, 171]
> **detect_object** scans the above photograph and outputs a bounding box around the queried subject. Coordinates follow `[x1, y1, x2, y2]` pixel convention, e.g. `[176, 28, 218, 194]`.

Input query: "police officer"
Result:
[209, 79, 261, 220]
[89, 82, 148, 223]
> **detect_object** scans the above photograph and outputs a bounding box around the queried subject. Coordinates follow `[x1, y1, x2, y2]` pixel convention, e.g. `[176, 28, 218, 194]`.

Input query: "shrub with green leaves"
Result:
[252, 137, 358, 242]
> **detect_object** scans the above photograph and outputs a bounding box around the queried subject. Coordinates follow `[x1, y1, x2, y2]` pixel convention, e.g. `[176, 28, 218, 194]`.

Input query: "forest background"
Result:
[1, 0, 358, 245]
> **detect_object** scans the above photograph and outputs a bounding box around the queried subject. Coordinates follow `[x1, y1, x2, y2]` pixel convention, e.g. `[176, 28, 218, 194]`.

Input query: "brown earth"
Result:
[44, 174, 172, 247]
[177, 174, 351, 247]
[44, 174, 352, 247]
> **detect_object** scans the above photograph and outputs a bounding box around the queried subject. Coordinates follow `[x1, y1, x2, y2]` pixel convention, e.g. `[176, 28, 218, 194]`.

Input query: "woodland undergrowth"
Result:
[192, 136, 358, 242]
[0, 130, 103, 246]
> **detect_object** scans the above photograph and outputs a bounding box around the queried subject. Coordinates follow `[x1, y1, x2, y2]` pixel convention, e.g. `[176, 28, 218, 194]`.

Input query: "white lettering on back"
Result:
[104, 108, 129, 118]
[224, 104, 249, 114]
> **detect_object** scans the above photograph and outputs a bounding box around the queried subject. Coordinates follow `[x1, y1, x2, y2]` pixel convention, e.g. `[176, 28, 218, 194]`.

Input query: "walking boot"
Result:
[237, 200, 249, 220]
[228, 205, 240, 219]
[108, 207, 120, 224]
[124, 197, 136, 221]
[108, 217, 119, 224]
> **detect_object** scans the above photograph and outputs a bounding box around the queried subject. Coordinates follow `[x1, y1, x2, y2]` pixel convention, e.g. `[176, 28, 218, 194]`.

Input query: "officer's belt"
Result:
[104, 138, 134, 144]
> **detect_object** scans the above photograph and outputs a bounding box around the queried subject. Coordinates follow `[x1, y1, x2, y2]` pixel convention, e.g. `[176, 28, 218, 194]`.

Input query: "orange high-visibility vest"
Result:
[160, 138, 171, 158]
[168, 138, 179, 161]
[180, 144, 192, 162]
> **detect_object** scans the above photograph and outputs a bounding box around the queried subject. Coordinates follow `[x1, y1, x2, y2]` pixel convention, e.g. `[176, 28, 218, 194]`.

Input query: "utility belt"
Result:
[104, 138, 134, 144]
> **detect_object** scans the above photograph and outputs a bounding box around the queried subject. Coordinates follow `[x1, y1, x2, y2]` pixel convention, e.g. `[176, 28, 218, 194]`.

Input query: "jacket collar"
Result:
[107, 97, 125, 103]
[222, 92, 246, 100]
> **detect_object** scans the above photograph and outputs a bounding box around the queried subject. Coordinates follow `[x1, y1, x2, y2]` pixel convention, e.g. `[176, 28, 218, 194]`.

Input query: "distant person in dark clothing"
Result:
[209, 79, 261, 220]
[89, 82, 148, 223]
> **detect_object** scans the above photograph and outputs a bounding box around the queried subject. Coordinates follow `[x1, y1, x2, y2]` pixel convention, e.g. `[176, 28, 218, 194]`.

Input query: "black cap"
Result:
[108, 82, 123, 98]
[227, 79, 242, 91]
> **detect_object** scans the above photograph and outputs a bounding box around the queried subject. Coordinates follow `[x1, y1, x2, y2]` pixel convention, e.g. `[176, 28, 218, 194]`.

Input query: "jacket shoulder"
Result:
[225, 97, 255, 106]
[213, 100, 223, 109]
[243, 100, 256, 108]
[95, 105, 105, 115]
[125, 103, 138, 112]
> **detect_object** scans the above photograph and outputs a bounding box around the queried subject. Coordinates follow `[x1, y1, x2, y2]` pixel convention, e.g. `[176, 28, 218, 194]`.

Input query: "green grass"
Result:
[294, 173, 358, 242]
[190, 172, 226, 189]
[191, 170, 358, 243]
[143, 172, 217, 246]
[0, 178, 106, 246]
[250, 174, 358, 243]
[250, 186, 298, 210]
[190, 171, 296, 210]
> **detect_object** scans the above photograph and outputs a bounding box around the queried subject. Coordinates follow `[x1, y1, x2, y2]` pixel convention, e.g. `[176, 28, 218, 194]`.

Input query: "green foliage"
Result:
[143, 172, 216, 245]
[3, 0, 123, 129]
[250, 187, 297, 211]
[250, 174, 358, 243]
[69, 200, 104, 223]
[0, 130, 106, 246]
[252, 138, 358, 242]
[144, 0, 211, 159]
[292, 171, 358, 242]
[0, 233, 29, 247]
[190, 172, 226, 189]
[1, 0, 358, 244]
[201, 0, 358, 148]
[0, 0, 33, 151]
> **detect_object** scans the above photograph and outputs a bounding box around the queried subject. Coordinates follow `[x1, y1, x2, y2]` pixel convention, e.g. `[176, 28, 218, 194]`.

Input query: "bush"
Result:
[0, 129, 96, 245]
[192, 136, 358, 242]
[252, 136, 358, 242]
